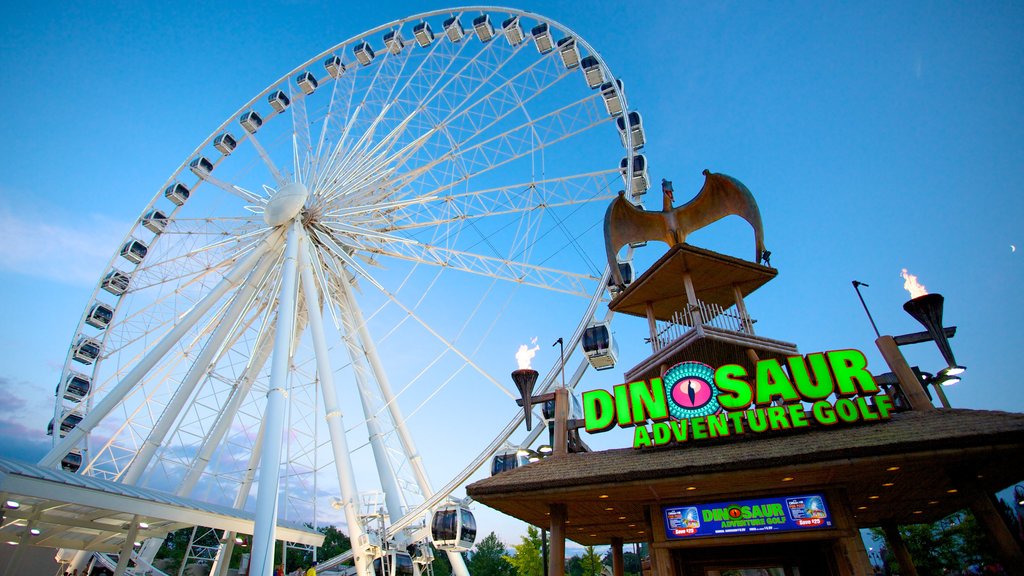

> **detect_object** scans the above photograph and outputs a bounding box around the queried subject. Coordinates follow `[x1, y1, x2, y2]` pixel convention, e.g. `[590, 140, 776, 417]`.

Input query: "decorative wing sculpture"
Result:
[604, 169, 768, 287]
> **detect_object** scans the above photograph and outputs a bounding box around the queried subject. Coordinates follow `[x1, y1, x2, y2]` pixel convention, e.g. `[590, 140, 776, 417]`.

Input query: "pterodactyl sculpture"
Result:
[605, 169, 768, 287]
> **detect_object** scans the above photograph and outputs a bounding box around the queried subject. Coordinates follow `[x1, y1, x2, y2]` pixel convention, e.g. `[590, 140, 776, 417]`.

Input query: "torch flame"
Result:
[900, 268, 928, 299]
[515, 337, 540, 370]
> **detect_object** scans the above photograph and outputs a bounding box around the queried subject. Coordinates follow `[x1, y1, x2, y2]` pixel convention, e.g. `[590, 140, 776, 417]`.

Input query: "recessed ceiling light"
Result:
[604, 507, 614, 511]
[928, 500, 939, 505]
[4, 500, 19, 509]
[6, 541, 18, 546]
[590, 534, 597, 537]
[686, 486, 697, 491]
[947, 489, 958, 494]
[886, 466, 900, 471]
[913, 510, 923, 514]
[781, 477, 794, 482]
[138, 522, 149, 529]
[29, 529, 40, 536]
[628, 524, 636, 528]
[599, 495, 609, 499]
[882, 482, 894, 487]
[857, 506, 867, 510]
[869, 496, 880, 500]
[618, 516, 626, 520]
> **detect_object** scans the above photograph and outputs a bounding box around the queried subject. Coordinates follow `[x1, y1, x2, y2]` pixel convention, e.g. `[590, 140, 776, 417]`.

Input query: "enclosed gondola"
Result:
[269, 90, 291, 113]
[240, 110, 263, 134]
[491, 448, 529, 476]
[557, 36, 580, 69]
[47, 412, 83, 437]
[296, 71, 318, 95]
[120, 238, 148, 264]
[372, 551, 414, 576]
[582, 322, 617, 371]
[581, 56, 604, 89]
[413, 22, 434, 47]
[607, 260, 635, 295]
[620, 154, 649, 196]
[165, 181, 191, 206]
[600, 79, 624, 117]
[61, 372, 91, 401]
[531, 22, 553, 53]
[61, 450, 82, 473]
[616, 111, 645, 150]
[85, 302, 114, 329]
[72, 336, 102, 365]
[383, 30, 404, 54]
[213, 132, 237, 155]
[443, 16, 465, 42]
[501, 15, 524, 45]
[430, 504, 477, 551]
[189, 156, 214, 177]
[354, 41, 375, 66]
[472, 14, 494, 42]
[324, 55, 346, 79]
[141, 209, 168, 234]
[101, 269, 131, 296]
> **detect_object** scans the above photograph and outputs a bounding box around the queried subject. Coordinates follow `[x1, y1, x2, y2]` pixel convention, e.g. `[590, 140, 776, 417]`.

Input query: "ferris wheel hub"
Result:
[264, 181, 309, 226]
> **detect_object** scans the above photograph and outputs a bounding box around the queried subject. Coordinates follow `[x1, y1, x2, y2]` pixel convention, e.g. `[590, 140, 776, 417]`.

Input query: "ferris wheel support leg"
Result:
[296, 227, 373, 576]
[39, 229, 284, 469]
[211, 413, 270, 576]
[250, 221, 301, 576]
[335, 278, 471, 576]
[120, 253, 278, 486]
[335, 284, 407, 524]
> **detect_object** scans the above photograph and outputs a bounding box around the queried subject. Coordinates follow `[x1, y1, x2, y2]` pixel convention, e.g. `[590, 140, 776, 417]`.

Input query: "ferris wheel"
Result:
[40, 7, 646, 576]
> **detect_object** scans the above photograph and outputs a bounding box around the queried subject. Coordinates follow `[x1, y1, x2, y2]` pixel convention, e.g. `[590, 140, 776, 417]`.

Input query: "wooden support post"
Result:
[965, 490, 1024, 575]
[645, 301, 658, 353]
[682, 273, 702, 329]
[611, 537, 624, 576]
[882, 524, 919, 576]
[549, 504, 567, 576]
[875, 336, 934, 411]
[732, 284, 754, 334]
[553, 387, 569, 457]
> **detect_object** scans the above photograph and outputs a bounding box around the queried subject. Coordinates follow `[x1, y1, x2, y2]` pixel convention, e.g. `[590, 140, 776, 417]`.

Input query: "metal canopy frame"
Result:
[0, 457, 324, 554]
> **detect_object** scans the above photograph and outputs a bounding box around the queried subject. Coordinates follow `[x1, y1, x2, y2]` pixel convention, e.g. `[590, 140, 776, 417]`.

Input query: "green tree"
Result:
[507, 526, 544, 576]
[468, 532, 515, 576]
[430, 543, 463, 576]
[869, 511, 997, 574]
[568, 555, 584, 576]
[317, 525, 352, 562]
[579, 546, 603, 576]
[601, 550, 641, 576]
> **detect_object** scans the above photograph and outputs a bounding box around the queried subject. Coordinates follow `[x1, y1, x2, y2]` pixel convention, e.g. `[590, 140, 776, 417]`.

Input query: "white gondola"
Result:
[324, 55, 346, 79]
[580, 55, 604, 89]
[582, 322, 617, 371]
[47, 413, 83, 437]
[557, 36, 580, 69]
[120, 238, 148, 264]
[61, 450, 82, 473]
[600, 79, 624, 117]
[383, 30, 404, 54]
[85, 302, 114, 329]
[141, 209, 168, 234]
[189, 156, 213, 177]
[430, 504, 477, 551]
[616, 111, 646, 150]
[413, 22, 434, 47]
[62, 372, 91, 401]
[101, 269, 131, 296]
[443, 16, 465, 42]
[354, 42, 375, 66]
[296, 71, 318, 95]
[531, 22, 553, 53]
[164, 181, 191, 206]
[620, 154, 649, 196]
[373, 552, 414, 576]
[472, 14, 494, 42]
[501, 15, 524, 45]
[72, 336, 102, 365]
[240, 110, 263, 134]
[491, 448, 529, 476]
[607, 260, 635, 296]
[268, 90, 291, 112]
[213, 132, 237, 155]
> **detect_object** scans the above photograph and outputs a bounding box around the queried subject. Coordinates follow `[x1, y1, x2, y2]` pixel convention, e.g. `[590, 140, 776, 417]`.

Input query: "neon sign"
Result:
[582, 350, 895, 449]
[664, 493, 832, 539]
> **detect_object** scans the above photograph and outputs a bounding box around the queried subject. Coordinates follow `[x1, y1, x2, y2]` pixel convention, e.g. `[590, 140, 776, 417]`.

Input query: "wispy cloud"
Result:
[0, 205, 129, 287]
[0, 376, 53, 463]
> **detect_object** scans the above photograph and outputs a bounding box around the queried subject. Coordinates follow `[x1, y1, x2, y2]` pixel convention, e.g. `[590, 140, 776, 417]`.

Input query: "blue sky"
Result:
[1, 0, 1022, 547]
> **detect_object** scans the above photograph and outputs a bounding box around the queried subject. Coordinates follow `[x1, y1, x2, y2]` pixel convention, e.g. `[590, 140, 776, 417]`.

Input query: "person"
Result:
[274, 565, 284, 576]
[305, 561, 317, 576]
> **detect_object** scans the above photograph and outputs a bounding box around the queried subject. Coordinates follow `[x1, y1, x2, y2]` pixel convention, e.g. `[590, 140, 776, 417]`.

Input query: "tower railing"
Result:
[653, 299, 755, 351]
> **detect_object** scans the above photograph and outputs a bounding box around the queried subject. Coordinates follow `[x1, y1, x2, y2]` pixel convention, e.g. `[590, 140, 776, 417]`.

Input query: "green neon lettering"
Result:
[727, 411, 746, 434]
[874, 394, 894, 419]
[582, 389, 614, 433]
[812, 400, 837, 425]
[707, 413, 730, 438]
[855, 397, 880, 421]
[630, 379, 668, 424]
[828, 349, 879, 396]
[747, 408, 769, 432]
[755, 359, 800, 407]
[766, 405, 791, 430]
[691, 416, 708, 439]
[788, 404, 809, 428]
[834, 398, 859, 423]
[632, 425, 652, 448]
[791, 353, 832, 400]
[614, 383, 632, 427]
[652, 421, 672, 445]
[715, 364, 752, 410]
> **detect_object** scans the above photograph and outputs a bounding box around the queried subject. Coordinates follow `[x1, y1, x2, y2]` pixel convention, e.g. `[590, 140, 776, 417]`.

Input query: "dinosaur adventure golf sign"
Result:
[582, 350, 895, 449]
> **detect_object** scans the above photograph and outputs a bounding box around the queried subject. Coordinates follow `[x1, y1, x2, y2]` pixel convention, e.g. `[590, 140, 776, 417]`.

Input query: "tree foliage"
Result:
[468, 532, 515, 576]
[869, 512, 998, 574]
[507, 526, 544, 576]
[579, 546, 603, 576]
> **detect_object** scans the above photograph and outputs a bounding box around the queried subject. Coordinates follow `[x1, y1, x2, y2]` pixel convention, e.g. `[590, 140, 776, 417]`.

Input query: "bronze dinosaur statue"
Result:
[604, 169, 768, 287]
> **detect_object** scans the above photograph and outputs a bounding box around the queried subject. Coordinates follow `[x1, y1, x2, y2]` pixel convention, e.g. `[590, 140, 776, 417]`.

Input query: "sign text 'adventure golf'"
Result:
[582, 350, 895, 449]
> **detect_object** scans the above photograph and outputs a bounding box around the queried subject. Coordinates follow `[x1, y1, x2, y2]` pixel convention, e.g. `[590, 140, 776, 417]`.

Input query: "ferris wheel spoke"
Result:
[288, 86, 314, 185]
[246, 132, 288, 187]
[367, 239, 598, 297]
[194, 170, 267, 204]
[386, 169, 619, 231]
